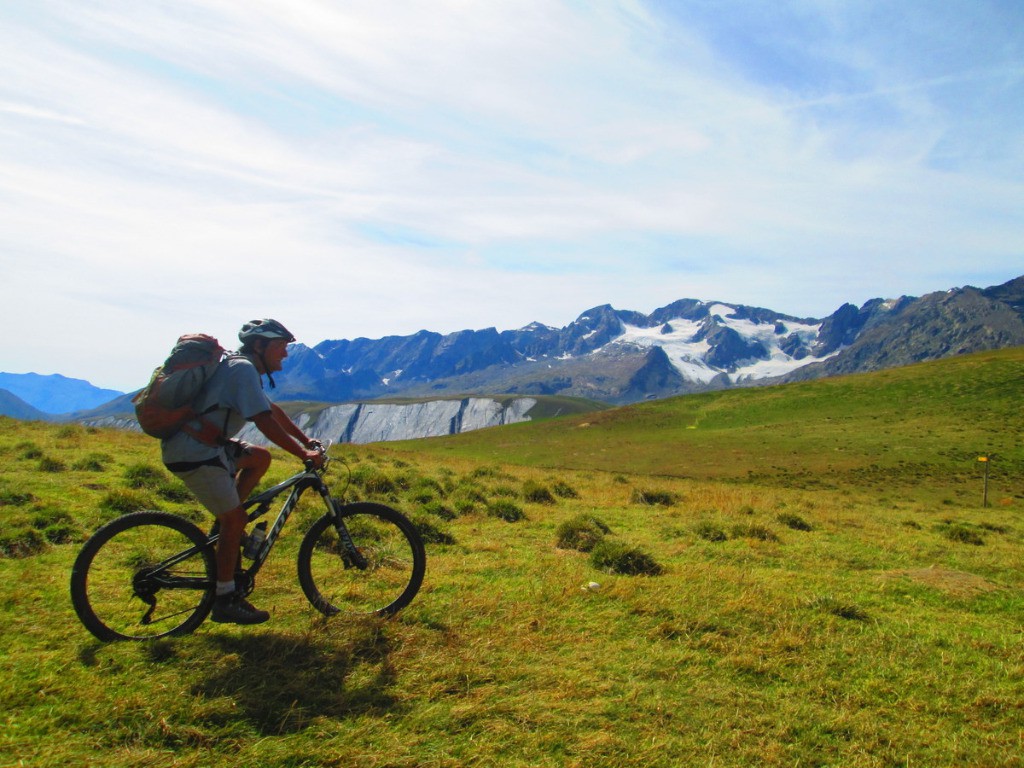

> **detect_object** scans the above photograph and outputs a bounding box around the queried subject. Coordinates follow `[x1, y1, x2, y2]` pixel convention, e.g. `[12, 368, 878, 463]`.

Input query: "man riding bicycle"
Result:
[161, 318, 324, 625]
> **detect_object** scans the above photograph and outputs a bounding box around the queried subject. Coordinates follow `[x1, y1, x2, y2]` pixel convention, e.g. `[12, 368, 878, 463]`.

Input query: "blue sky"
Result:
[1, 0, 1022, 391]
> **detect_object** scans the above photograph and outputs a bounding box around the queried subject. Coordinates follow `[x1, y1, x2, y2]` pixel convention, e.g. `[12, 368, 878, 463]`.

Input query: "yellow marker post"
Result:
[978, 457, 989, 507]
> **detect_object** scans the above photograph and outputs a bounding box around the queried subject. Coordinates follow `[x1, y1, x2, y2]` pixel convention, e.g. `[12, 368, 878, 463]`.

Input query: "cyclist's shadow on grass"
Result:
[186, 621, 404, 734]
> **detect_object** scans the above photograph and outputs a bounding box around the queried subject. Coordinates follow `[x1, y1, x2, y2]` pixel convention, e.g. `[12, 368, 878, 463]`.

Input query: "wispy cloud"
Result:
[0, 0, 1022, 389]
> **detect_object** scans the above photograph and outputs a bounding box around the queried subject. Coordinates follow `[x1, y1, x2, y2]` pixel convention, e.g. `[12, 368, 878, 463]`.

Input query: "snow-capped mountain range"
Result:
[273, 275, 1024, 405]
[3, 274, 1024, 420]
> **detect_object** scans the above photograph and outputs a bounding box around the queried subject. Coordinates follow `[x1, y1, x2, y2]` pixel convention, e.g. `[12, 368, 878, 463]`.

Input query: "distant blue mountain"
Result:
[0, 373, 124, 415]
[0, 388, 51, 421]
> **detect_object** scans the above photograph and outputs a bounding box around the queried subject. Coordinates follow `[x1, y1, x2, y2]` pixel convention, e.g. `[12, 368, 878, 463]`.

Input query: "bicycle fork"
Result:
[321, 491, 369, 570]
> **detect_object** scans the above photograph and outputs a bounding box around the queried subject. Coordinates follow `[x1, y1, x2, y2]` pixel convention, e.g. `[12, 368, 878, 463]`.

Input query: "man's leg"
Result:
[234, 445, 271, 503]
[211, 451, 271, 625]
[212, 447, 270, 587]
[211, 502, 270, 625]
[215, 505, 247, 584]
[171, 461, 269, 625]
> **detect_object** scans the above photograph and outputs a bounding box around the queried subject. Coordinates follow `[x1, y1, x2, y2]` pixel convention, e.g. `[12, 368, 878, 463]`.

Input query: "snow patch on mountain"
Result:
[608, 304, 838, 384]
[613, 319, 716, 382]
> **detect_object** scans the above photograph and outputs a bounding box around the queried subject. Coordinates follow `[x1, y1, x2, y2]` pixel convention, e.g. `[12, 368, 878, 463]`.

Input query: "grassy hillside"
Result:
[1, 349, 1022, 766]
[393, 346, 1024, 504]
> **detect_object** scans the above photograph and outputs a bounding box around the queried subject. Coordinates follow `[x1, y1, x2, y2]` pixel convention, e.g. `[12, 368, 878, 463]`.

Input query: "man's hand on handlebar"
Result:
[301, 439, 326, 470]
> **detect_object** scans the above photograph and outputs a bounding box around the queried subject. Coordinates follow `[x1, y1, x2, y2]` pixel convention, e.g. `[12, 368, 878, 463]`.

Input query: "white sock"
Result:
[216, 580, 235, 596]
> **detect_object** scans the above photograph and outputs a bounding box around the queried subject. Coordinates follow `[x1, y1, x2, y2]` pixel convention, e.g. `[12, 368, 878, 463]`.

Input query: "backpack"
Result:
[132, 334, 226, 442]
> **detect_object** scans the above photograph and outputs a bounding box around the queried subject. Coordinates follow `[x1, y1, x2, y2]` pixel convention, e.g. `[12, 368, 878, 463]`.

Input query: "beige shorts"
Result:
[168, 441, 250, 517]
[173, 463, 240, 517]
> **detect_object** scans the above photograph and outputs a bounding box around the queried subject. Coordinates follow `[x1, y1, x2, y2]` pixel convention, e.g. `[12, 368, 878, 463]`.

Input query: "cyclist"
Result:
[162, 318, 324, 625]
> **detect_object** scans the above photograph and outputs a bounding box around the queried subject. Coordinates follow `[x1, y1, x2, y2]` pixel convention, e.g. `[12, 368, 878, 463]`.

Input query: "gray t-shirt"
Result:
[161, 354, 272, 465]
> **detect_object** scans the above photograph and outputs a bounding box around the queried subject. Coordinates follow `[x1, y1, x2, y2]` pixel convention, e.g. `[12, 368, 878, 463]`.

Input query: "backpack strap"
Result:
[181, 416, 230, 447]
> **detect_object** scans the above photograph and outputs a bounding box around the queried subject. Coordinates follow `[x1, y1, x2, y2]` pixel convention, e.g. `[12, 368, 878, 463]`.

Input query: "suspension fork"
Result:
[319, 488, 369, 570]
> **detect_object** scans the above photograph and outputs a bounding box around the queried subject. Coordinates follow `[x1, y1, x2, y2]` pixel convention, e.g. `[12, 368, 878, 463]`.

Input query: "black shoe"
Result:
[211, 592, 270, 625]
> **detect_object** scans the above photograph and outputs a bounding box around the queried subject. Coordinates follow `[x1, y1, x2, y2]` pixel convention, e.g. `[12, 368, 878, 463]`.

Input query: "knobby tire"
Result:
[297, 502, 425, 618]
[70, 511, 216, 642]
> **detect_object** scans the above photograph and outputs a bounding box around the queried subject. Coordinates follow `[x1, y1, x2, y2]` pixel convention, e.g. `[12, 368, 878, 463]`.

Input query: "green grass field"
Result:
[2, 348, 1022, 767]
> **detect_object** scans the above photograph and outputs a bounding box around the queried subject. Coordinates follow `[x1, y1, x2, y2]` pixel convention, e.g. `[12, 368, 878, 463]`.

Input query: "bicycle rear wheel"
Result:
[70, 511, 216, 641]
[298, 502, 425, 618]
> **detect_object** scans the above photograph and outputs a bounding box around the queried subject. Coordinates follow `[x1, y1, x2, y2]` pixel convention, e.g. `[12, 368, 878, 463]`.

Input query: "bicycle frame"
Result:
[236, 467, 321, 574]
[140, 461, 366, 603]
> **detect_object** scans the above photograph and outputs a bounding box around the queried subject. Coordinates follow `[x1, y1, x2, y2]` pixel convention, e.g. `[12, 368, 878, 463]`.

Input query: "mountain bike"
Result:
[70, 444, 426, 642]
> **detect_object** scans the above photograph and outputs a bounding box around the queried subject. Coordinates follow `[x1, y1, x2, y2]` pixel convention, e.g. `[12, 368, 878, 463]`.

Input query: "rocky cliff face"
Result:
[79, 396, 539, 446]
[238, 396, 537, 446]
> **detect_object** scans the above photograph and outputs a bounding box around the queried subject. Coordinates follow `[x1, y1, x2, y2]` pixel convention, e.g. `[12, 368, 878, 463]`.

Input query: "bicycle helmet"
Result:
[238, 318, 296, 345]
[238, 319, 295, 390]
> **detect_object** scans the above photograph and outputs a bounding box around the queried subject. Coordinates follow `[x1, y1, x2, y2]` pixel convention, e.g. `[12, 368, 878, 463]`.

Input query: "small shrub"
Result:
[556, 514, 611, 552]
[32, 508, 74, 528]
[694, 521, 727, 542]
[730, 524, 779, 542]
[411, 477, 445, 498]
[72, 452, 112, 472]
[17, 442, 43, 460]
[410, 514, 455, 545]
[38, 456, 66, 473]
[454, 499, 477, 516]
[978, 522, 1011, 534]
[487, 500, 526, 523]
[551, 481, 579, 499]
[362, 472, 397, 497]
[451, 483, 488, 505]
[55, 425, 84, 440]
[0, 489, 34, 506]
[523, 481, 556, 505]
[420, 499, 457, 521]
[470, 465, 506, 479]
[157, 480, 193, 503]
[42, 523, 80, 544]
[123, 462, 167, 489]
[631, 488, 677, 507]
[777, 512, 813, 531]
[490, 484, 519, 498]
[941, 523, 985, 546]
[0, 528, 47, 558]
[590, 540, 663, 576]
[100, 489, 154, 516]
[350, 466, 399, 496]
[808, 596, 869, 622]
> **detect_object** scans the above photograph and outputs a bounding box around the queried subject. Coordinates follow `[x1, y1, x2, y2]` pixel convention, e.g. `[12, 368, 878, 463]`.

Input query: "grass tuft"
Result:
[630, 488, 678, 506]
[777, 512, 813, 531]
[730, 523, 780, 542]
[590, 539, 663, 575]
[694, 521, 728, 542]
[939, 522, 986, 546]
[555, 514, 611, 552]
[522, 480, 556, 504]
[487, 499, 527, 522]
[99, 488, 156, 516]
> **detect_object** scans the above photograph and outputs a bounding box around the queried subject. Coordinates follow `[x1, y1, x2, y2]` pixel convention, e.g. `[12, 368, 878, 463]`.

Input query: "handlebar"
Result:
[304, 439, 332, 473]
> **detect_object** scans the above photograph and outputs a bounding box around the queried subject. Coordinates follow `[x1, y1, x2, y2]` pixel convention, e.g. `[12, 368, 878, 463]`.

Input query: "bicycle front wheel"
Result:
[298, 502, 426, 618]
[70, 511, 216, 641]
